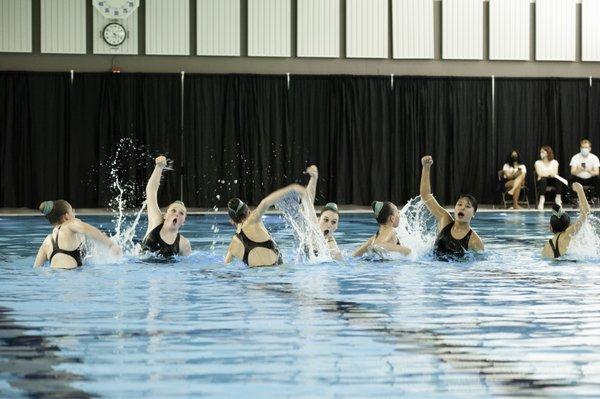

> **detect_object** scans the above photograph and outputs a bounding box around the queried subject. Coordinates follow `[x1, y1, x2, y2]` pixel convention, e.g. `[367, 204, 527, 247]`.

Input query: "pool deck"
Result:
[0, 204, 591, 216]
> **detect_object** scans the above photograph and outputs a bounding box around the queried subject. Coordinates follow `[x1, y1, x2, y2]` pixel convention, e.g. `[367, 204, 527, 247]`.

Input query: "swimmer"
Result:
[141, 155, 191, 258]
[34, 200, 122, 268]
[353, 201, 411, 257]
[225, 183, 308, 267]
[420, 155, 484, 260]
[542, 182, 590, 259]
[305, 165, 343, 260]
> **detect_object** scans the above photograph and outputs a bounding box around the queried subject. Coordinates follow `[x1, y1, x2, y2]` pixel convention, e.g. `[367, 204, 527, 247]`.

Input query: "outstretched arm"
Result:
[420, 156, 452, 229]
[566, 182, 590, 237]
[306, 165, 318, 204]
[250, 184, 308, 222]
[146, 156, 167, 233]
[372, 241, 411, 256]
[353, 236, 375, 257]
[69, 219, 122, 258]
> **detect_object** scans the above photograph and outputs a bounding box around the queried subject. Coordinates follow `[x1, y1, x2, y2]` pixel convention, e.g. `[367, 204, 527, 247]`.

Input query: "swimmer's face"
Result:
[389, 204, 400, 228]
[454, 198, 475, 223]
[319, 210, 339, 238]
[164, 203, 186, 229]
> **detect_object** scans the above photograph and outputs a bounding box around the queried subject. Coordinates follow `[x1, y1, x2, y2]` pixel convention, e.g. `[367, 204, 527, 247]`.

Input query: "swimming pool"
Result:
[1, 212, 600, 398]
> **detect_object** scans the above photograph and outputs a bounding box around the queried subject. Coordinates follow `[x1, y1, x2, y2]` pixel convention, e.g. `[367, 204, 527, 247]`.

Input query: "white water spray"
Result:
[396, 196, 437, 260]
[276, 193, 332, 264]
[566, 213, 600, 260]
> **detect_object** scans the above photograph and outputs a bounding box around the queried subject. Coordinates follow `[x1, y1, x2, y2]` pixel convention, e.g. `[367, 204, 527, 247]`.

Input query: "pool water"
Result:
[1, 212, 600, 398]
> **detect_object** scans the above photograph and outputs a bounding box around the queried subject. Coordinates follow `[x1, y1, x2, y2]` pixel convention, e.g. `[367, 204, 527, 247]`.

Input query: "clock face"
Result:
[103, 23, 126, 46]
[94, 0, 139, 19]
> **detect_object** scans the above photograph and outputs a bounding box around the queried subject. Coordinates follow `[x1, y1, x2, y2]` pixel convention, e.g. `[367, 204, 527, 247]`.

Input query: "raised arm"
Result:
[69, 219, 123, 258]
[306, 165, 318, 204]
[566, 182, 590, 237]
[249, 184, 308, 222]
[420, 156, 452, 228]
[146, 156, 167, 232]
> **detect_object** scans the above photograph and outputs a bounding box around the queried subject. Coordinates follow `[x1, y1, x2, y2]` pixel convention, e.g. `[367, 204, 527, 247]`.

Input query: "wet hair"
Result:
[506, 149, 521, 165]
[457, 194, 478, 213]
[541, 146, 555, 161]
[168, 200, 187, 213]
[321, 202, 339, 215]
[550, 204, 570, 233]
[39, 200, 71, 225]
[371, 201, 395, 224]
[228, 198, 249, 224]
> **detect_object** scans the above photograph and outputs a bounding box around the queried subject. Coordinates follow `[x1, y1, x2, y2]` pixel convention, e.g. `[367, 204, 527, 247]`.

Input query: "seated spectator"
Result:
[569, 139, 600, 199]
[502, 149, 527, 209]
[535, 146, 562, 209]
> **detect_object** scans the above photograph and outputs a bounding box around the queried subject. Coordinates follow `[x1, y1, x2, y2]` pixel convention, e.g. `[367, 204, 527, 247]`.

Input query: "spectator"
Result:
[535, 146, 562, 210]
[569, 139, 600, 200]
[502, 149, 527, 209]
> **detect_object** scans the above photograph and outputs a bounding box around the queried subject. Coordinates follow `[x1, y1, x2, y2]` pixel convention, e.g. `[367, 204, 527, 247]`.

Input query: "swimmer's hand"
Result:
[305, 165, 318, 178]
[421, 155, 433, 167]
[109, 244, 123, 259]
[155, 155, 167, 168]
[573, 182, 584, 192]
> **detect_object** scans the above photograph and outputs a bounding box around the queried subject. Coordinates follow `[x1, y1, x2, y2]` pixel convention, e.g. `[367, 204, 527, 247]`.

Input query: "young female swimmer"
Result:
[34, 200, 122, 268]
[141, 156, 192, 258]
[353, 201, 411, 257]
[305, 165, 343, 260]
[420, 155, 484, 260]
[542, 182, 590, 259]
[225, 184, 308, 267]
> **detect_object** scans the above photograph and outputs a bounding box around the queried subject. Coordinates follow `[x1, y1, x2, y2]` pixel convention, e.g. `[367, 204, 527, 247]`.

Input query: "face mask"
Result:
[511, 155, 518, 162]
[581, 148, 590, 156]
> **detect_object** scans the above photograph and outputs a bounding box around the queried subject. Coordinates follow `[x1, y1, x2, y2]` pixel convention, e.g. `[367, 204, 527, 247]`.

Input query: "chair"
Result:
[498, 170, 530, 209]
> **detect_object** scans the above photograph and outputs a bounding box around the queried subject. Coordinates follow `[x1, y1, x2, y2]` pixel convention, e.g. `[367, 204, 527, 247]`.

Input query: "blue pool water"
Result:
[1, 212, 600, 398]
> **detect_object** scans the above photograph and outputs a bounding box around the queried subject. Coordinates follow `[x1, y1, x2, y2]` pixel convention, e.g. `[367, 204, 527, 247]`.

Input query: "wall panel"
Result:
[442, 0, 483, 60]
[346, 0, 388, 58]
[248, 0, 291, 57]
[197, 0, 240, 56]
[0, 0, 32, 53]
[392, 0, 434, 59]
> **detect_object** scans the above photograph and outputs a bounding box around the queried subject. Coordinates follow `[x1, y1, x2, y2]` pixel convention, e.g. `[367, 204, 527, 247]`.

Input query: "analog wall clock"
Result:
[102, 22, 127, 47]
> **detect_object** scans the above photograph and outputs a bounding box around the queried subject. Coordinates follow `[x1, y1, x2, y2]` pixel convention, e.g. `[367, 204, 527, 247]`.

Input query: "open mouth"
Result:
[457, 212, 465, 218]
[323, 229, 330, 236]
[172, 218, 178, 226]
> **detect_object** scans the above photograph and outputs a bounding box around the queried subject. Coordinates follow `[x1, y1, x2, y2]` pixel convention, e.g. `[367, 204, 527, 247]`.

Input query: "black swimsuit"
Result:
[434, 221, 472, 260]
[236, 229, 283, 266]
[142, 223, 180, 258]
[49, 226, 84, 266]
[548, 233, 563, 258]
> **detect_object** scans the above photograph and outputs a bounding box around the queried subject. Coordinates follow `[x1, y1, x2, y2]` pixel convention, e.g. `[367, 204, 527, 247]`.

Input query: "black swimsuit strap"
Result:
[49, 226, 84, 266]
[549, 233, 562, 258]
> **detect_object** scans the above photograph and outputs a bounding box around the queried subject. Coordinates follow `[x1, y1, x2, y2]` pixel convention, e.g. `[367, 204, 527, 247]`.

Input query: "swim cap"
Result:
[39, 201, 54, 215]
[372, 201, 384, 218]
[323, 202, 339, 214]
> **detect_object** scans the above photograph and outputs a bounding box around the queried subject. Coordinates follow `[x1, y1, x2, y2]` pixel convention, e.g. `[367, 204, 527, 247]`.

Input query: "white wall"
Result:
[0, 0, 32, 53]
[197, 0, 240, 56]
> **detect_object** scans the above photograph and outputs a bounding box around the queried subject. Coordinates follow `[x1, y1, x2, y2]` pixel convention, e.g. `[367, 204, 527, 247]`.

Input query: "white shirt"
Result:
[502, 163, 526, 178]
[570, 152, 600, 179]
[534, 159, 559, 178]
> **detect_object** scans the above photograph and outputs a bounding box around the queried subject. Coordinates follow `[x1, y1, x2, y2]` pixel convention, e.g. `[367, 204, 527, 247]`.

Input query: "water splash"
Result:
[566, 213, 600, 260]
[396, 196, 437, 260]
[275, 193, 332, 264]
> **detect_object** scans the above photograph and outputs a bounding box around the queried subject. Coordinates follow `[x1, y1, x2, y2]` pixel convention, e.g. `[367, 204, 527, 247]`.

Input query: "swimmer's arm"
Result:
[33, 240, 48, 267]
[329, 238, 343, 260]
[224, 240, 235, 264]
[179, 237, 191, 257]
[353, 236, 375, 257]
[306, 166, 318, 204]
[146, 157, 166, 231]
[566, 183, 590, 236]
[250, 184, 308, 221]
[420, 157, 452, 228]
[469, 232, 485, 252]
[69, 220, 122, 257]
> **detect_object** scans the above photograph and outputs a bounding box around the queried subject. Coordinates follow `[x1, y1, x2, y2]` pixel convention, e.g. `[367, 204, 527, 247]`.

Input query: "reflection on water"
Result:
[1, 213, 600, 398]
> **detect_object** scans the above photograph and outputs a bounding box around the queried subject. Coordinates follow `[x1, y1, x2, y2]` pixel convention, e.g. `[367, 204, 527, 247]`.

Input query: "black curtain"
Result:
[183, 74, 290, 207]
[0, 72, 70, 208]
[494, 78, 590, 202]
[69, 73, 181, 208]
[289, 75, 392, 205]
[393, 77, 494, 205]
